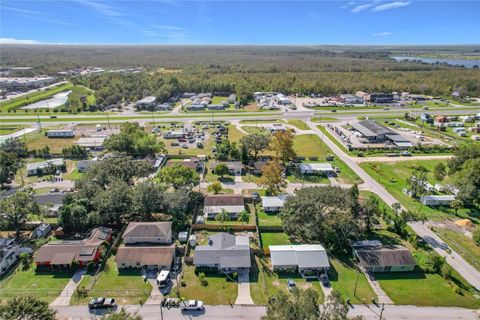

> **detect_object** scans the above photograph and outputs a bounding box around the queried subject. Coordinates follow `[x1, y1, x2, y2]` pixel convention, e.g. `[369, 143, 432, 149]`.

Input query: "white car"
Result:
[181, 300, 204, 311]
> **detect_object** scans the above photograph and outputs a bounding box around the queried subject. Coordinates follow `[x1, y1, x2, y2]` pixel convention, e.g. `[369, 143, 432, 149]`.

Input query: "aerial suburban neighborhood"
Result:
[1, 1, 480, 320]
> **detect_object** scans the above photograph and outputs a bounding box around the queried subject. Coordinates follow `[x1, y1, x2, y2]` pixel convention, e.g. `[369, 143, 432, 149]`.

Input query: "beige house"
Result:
[123, 222, 172, 245]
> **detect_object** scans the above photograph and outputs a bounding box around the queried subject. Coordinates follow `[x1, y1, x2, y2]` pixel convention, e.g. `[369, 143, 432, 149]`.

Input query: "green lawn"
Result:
[257, 206, 283, 227]
[0, 263, 74, 304]
[433, 227, 480, 272]
[0, 125, 26, 135]
[376, 271, 480, 308]
[24, 129, 80, 153]
[261, 232, 293, 251]
[293, 134, 329, 158]
[249, 256, 324, 305]
[240, 119, 284, 124]
[328, 258, 377, 304]
[359, 160, 478, 221]
[175, 266, 238, 305]
[287, 120, 309, 130]
[71, 256, 151, 305]
[243, 126, 269, 134]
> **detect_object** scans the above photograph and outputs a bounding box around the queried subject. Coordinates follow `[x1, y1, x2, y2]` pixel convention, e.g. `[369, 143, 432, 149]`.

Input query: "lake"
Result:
[392, 56, 479, 69]
[22, 90, 72, 109]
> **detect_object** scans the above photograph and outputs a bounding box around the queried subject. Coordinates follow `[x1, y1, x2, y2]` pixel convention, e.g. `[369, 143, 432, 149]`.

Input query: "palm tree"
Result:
[238, 210, 249, 224]
[215, 209, 230, 225]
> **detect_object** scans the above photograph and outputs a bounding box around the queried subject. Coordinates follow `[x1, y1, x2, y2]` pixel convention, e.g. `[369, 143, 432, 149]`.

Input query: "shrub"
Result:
[198, 272, 208, 287]
[87, 262, 95, 273]
[473, 227, 480, 246]
[184, 256, 194, 265]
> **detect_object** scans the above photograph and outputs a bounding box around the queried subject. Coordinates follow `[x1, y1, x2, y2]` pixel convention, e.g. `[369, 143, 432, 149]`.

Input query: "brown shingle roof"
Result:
[35, 244, 100, 264]
[115, 245, 175, 266]
[123, 222, 172, 239]
[355, 245, 416, 268]
[204, 195, 244, 206]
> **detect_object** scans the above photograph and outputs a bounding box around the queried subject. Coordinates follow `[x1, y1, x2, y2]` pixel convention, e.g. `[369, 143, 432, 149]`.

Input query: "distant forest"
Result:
[2, 45, 479, 104]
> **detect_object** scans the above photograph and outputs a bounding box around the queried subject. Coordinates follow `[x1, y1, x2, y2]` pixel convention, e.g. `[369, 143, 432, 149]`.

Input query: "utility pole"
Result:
[379, 303, 385, 320]
[36, 113, 42, 131]
[353, 268, 359, 297]
[106, 113, 112, 131]
[152, 107, 156, 127]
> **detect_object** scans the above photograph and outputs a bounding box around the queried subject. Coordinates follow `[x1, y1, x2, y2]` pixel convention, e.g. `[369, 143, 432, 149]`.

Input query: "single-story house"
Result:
[47, 130, 75, 138]
[75, 137, 105, 149]
[35, 227, 112, 268]
[166, 158, 204, 173]
[0, 238, 21, 276]
[261, 195, 287, 212]
[298, 163, 334, 175]
[253, 161, 285, 175]
[210, 161, 244, 175]
[227, 94, 236, 104]
[353, 244, 416, 273]
[115, 245, 175, 270]
[269, 244, 330, 278]
[421, 195, 456, 206]
[26, 158, 65, 176]
[34, 193, 65, 216]
[77, 159, 97, 172]
[123, 222, 172, 245]
[32, 223, 52, 238]
[193, 233, 251, 273]
[204, 195, 245, 219]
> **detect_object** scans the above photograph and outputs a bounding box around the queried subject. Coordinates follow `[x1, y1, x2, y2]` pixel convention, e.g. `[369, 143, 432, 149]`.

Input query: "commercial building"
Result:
[340, 94, 364, 105]
[135, 96, 156, 110]
[269, 244, 330, 278]
[351, 120, 413, 148]
[193, 233, 251, 274]
[355, 92, 393, 103]
[0, 76, 56, 89]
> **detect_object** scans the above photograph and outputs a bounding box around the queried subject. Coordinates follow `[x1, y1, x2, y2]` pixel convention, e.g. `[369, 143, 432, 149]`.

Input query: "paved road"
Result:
[353, 154, 454, 163]
[0, 126, 39, 139]
[53, 304, 478, 320]
[306, 119, 480, 291]
[410, 221, 480, 290]
[0, 81, 68, 102]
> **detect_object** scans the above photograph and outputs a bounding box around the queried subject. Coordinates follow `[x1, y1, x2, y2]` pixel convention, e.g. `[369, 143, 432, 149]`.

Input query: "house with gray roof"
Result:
[123, 222, 172, 245]
[204, 195, 245, 219]
[77, 159, 97, 172]
[353, 244, 416, 273]
[269, 244, 330, 278]
[34, 193, 65, 217]
[193, 233, 251, 273]
[261, 195, 287, 212]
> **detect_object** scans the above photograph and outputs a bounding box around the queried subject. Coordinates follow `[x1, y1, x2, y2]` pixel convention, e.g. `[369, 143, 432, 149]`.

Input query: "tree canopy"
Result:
[448, 143, 480, 206]
[269, 129, 296, 164]
[156, 164, 200, 190]
[240, 132, 271, 160]
[104, 122, 164, 157]
[280, 186, 360, 251]
[0, 297, 56, 320]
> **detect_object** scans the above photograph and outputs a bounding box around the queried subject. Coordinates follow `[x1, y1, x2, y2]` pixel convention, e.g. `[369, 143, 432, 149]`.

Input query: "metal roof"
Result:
[194, 233, 251, 269]
[269, 245, 330, 269]
[261, 195, 287, 208]
[299, 163, 334, 172]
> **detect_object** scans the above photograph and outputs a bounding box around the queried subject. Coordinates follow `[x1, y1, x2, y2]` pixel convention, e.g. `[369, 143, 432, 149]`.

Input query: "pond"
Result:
[392, 56, 479, 69]
[21, 90, 72, 109]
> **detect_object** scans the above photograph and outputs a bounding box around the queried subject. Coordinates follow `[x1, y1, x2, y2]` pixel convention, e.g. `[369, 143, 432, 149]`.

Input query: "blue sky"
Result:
[1, 1, 479, 45]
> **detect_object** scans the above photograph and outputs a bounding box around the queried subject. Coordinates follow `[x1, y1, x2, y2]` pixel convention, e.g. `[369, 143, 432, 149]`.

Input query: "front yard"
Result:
[249, 256, 324, 305]
[0, 262, 74, 304]
[71, 256, 152, 305]
[175, 265, 238, 305]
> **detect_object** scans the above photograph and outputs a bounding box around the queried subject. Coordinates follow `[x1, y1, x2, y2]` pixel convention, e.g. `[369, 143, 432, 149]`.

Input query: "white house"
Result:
[421, 195, 455, 206]
[204, 195, 245, 219]
[268, 123, 286, 133]
[298, 163, 334, 175]
[0, 238, 21, 276]
[269, 244, 330, 278]
[32, 223, 52, 238]
[261, 195, 287, 212]
[26, 158, 65, 176]
[47, 130, 75, 138]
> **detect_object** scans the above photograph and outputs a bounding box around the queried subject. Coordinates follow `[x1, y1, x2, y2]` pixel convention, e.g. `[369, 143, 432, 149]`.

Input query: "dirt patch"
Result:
[244, 103, 258, 111]
[272, 280, 280, 287]
[299, 282, 312, 290]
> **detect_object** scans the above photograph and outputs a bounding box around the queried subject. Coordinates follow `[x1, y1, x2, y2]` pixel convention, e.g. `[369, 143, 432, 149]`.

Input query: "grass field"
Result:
[24, 131, 80, 154]
[71, 256, 151, 305]
[0, 82, 73, 111]
[257, 206, 283, 227]
[328, 258, 377, 304]
[293, 134, 329, 158]
[433, 227, 480, 272]
[360, 160, 478, 221]
[0, 263, 74, 304]
[287, 120, 309, 130]
[176, 265, 238, 305]
[261, 232, 293, 251]
[0, 125, 26, 135]
[240, 119, 284, 124]
[249, 256, 324, 305]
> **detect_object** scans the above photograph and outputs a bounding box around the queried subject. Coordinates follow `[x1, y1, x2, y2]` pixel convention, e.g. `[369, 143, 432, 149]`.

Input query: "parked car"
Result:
[401, 151, 412, 156]
[181, 300, 204, 311]
[88, 298, 116, 309]
[287, 279, 296, 291]
[252, 192, 260, 201]
[319, 274, 330, 287]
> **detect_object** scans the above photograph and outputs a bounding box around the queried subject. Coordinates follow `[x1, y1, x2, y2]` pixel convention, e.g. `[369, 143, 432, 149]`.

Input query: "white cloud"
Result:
[372, 1, 411, 12]
[0, 38, 40, 44]
[350, 4, 372, 13]
[372, 32, 392, 37]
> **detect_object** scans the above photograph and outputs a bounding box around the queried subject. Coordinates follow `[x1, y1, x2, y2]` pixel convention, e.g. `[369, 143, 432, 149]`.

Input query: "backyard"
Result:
[261, 231, 293, 251]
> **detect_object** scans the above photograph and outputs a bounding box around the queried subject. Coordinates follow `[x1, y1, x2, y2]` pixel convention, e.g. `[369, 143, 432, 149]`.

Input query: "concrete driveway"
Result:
[235, 271, 254, 305]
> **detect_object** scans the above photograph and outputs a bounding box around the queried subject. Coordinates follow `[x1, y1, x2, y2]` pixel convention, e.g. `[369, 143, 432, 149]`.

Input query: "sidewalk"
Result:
[235, 271, 254, 305]
[50, 268, 86, 307]
[364, 272, 393, 304]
